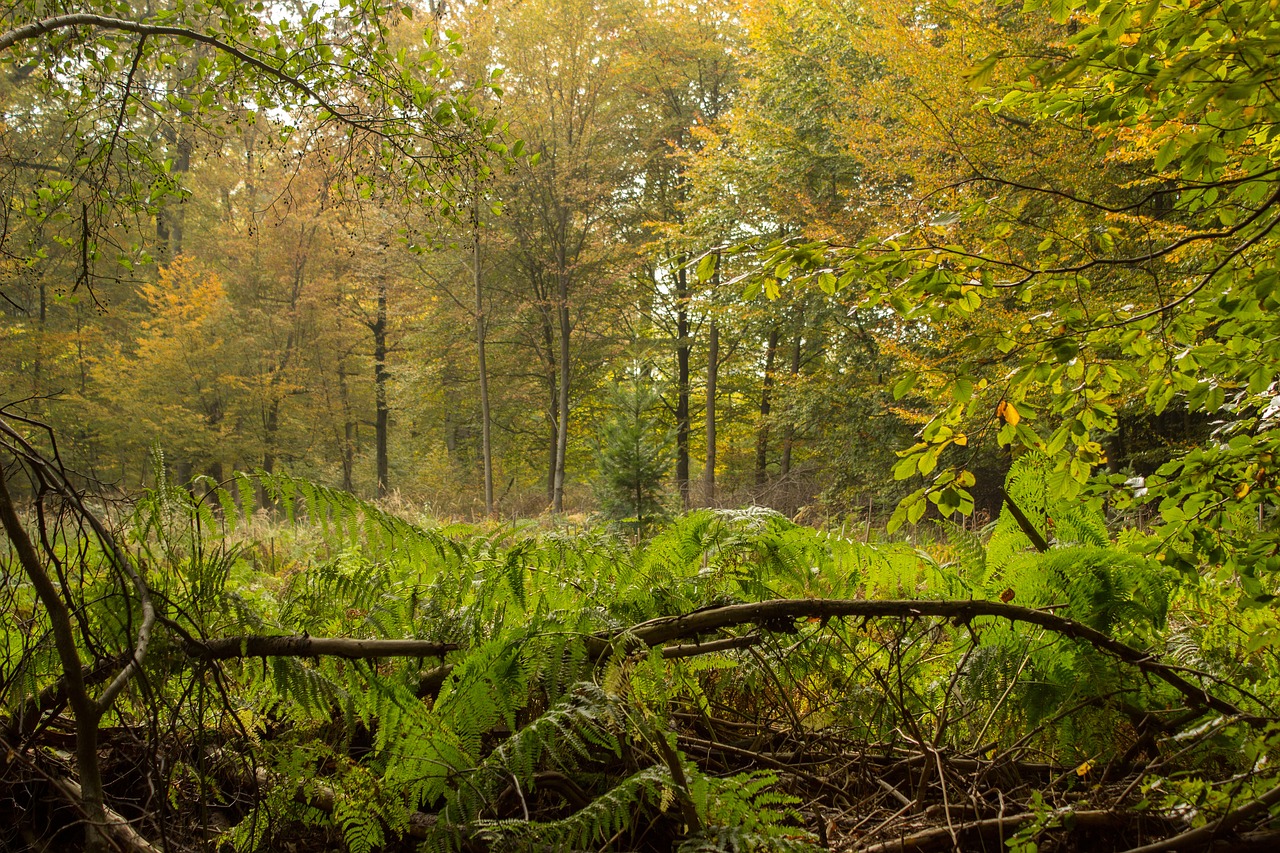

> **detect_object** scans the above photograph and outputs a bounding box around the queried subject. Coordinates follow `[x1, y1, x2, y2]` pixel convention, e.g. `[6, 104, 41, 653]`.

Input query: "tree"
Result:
[741, 0, 1280, 571]
[472, 0, 635, 512]
[0, 2, 487, 844]
[93, 257, 239, 482]
[594, 363, 673, 530]
[621, 0, 739, 510]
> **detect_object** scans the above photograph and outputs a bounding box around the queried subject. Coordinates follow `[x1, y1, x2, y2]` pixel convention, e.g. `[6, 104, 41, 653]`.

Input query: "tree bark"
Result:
[551, 210, 571, 513]
[473, 192, 494, 516]
[338, 358, 355, 492]
[704, 318, 718, 505]
[780, 308, 804, 477]
[755, 327, 779, 488]
[674, 261, 691, 510]
[541, 304, 558, 504]
[183, 634, 457, 661]
[0, 466, 107, 852]
[373, 276, 389, 498]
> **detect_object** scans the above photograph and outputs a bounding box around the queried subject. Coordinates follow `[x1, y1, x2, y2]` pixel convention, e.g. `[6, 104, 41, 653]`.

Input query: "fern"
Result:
[684, 770, 818, 851]
[474, 765, 672, 852]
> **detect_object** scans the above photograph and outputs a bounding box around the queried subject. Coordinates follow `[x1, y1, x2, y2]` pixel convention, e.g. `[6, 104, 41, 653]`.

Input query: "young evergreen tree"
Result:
[594, 364, 674, 531]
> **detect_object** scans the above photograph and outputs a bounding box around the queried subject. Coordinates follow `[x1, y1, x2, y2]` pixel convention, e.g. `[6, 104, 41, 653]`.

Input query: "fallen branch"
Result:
[1121, 779, 1280, 853]
[855, 808, 1138, 853]
[46, 769, 162, 853]
[597, 599, 1263, 723]
[3, 654, 126, 740]
[415, 633, 760, 697]
[661, 633, 762, 659]
[183, 635, 459, 661]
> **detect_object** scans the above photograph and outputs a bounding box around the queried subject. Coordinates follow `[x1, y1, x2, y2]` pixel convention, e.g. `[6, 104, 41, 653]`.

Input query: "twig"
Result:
[855, 808, 1133, 853]
[1120, 780, 1280, 853]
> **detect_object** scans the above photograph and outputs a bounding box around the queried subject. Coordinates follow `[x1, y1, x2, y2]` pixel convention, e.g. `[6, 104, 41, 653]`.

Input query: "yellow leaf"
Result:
[998, 400, 1021, 426]
[1076, 760, 1094, 777]
[1236, 482, 1251, 499]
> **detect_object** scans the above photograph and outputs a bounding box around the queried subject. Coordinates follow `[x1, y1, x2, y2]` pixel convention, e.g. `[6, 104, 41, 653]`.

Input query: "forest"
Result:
[3, 0, 1280, 850]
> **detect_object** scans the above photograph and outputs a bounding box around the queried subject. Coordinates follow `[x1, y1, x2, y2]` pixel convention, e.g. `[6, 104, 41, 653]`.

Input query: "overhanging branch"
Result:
[0, 13, 418, 146]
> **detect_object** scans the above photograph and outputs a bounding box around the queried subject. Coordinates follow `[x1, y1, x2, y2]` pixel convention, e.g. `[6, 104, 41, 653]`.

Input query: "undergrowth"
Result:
[4, 456, 1279, 851]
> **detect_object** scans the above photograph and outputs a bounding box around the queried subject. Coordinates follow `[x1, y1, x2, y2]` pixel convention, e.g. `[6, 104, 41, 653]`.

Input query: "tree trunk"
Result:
[261, 402, 278, 508]
[704, 319, 718, 505]
[170, 130, 191, 255]
[548, 379, 558, 505]
[755, 327, 779, 488]
[780, 309, 804, 477]
[373, 277, 390, 498]
[551, 212, 571, 513]
[33, 280, 45, 394]
[338, 359, 355, 493]
[675, 261, 691, 510]
[542, 307, 558, 505]
[474, 196, 494, 517]
[0, 469, 108, 853]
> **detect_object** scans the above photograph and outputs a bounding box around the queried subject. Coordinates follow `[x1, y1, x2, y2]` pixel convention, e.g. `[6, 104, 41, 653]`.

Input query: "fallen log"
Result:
[592, 598, 1263, 724]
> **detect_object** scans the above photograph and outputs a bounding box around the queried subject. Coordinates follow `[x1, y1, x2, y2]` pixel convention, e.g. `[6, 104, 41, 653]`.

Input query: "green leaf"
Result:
[695, 253, 718, 284]
[893, 372, 919, 400]
[966, 52, 1004, 87]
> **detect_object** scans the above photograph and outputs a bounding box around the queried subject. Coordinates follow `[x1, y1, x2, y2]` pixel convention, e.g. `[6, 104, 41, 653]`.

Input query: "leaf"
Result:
[893, 372, 919, 400]
[966, 52, 1004, 87]
[998, 400, 1021, 426]
[695, 253, 718, 284]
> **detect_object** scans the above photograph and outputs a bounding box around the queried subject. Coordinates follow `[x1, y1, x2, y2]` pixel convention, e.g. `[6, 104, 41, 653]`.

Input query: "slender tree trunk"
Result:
[552, 213, 571, 513]
[170, 130, 191, 255]
[704, 318, 718, 505]
[547, 380, 558, 504]
[674, 261, 691, 510]
[157, 120, 191, 259]
[373, 277, 389, 498]
[780, 310, 804, 477]
[635, 407, 644, 530]
[542, 308, 558, 504]
[0, 469, 108, 853]
[262, 403, 278, 508]
[473, 197, 494, 516]
[755, 327, 779, 488]
[33, 281, 45, 394]
[338, 360, 355, 492]
[260, 229, 308, 506]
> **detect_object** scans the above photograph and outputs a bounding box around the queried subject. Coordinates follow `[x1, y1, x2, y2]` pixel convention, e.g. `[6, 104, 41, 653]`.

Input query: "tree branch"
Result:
[183, 635, 459, 661]
[0, 14, 382, 140]
[595, 598, 1263, 723]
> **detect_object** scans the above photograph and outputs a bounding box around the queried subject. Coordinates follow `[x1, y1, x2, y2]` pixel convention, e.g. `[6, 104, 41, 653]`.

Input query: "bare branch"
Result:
[183, 635, 460, 661]
[595, 598, 1263, 723]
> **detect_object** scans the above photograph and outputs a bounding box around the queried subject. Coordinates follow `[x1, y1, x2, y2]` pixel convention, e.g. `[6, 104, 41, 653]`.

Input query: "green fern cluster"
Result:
[45, 466, 1223, 853]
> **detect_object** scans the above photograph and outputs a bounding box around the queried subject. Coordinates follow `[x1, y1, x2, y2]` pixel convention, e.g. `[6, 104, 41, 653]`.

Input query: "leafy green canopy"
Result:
[739, 0, 1280, 589]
